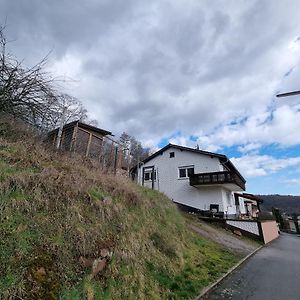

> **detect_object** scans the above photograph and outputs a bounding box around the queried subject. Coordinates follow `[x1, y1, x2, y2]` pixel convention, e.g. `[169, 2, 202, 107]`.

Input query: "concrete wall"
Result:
[138, 146, 238, 212]
[226, 219, 279, 244]
[226, 220, 260, 236]
[261, 221, 279, 244]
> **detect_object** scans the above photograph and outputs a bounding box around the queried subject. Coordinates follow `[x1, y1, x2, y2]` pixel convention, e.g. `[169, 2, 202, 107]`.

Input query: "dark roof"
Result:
[48, 120, 112, 136]
[142, 143, 246, 183]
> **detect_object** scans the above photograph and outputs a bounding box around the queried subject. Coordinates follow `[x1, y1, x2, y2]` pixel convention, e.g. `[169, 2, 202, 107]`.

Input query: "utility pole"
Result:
[276, 90, 300, 232]
[137, 154, 140, 184]
[276, 90, 300, 98]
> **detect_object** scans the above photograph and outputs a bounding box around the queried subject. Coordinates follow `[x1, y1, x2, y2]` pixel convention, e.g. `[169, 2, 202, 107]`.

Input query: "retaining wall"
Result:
[226, 219, 279, 244]
[260, 220, 279, 244]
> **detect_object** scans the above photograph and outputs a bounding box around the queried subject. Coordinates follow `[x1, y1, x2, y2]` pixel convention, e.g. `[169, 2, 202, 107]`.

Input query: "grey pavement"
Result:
[208, 233, 300, 300]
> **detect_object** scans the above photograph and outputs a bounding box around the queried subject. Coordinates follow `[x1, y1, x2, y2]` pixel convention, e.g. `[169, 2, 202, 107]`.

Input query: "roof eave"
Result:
[48, 120, 113, 137]
[141, 143, 246, 183]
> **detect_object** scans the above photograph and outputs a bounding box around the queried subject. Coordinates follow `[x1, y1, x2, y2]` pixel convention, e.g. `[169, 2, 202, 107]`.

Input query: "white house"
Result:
[134, 144, 247, 218]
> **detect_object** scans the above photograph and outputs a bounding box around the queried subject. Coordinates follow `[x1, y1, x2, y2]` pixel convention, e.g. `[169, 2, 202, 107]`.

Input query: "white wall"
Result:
[238, 197, 247, 214]
[222, 188, 237, 215]
[226, 220, 260, 236]
[138, 147, 237, 212]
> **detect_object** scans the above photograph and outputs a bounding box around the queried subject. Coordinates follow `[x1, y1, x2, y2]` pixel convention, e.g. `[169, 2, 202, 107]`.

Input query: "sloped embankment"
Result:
[0, 120, 239, 299]
[187, 217, 260, 255]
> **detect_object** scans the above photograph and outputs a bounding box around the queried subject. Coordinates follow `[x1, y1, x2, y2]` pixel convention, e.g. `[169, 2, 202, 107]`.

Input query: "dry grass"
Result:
[0, 118, 239, 299]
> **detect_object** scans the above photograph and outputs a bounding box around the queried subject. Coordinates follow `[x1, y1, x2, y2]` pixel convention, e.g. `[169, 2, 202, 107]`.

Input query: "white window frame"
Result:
[144, 170, 156, 182]
[178, 166, 194, 179]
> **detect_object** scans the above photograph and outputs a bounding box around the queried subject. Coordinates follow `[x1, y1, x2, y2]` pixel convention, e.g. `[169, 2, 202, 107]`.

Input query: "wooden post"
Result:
[61, 130, 65, 150]
[56, 106, 66, 149]
[109, 142, 114, 171]
[118, 146, 123, 169]
[151, 166, 155, 190]
[113, 146, 118, 175]
[98, 137, 104, 166]
[137, 155, 140, 183]
[70, 122, 79, 152]
[86, 132, 92, 157]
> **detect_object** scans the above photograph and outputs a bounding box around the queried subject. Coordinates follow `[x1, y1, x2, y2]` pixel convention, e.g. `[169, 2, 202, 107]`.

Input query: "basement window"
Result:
[178, 166, 194, 179]
[170, 152, 175, 158]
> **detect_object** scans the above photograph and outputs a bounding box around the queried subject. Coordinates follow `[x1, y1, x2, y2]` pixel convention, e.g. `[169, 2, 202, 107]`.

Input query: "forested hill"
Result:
[258, 195, 300, 215]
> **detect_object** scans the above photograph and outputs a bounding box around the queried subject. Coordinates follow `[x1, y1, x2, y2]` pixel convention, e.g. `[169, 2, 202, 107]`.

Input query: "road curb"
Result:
[194, 245, 263, 300]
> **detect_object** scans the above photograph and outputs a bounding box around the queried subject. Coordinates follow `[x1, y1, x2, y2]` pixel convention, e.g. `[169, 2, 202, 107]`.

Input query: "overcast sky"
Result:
[2, 0, 300, 194]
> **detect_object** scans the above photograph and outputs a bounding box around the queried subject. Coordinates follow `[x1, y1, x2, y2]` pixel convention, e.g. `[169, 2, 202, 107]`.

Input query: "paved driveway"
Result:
[208, 233, 300, 300]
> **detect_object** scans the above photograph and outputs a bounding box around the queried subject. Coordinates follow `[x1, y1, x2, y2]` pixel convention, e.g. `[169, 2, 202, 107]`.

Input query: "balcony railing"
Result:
[189, 171, 245, 190]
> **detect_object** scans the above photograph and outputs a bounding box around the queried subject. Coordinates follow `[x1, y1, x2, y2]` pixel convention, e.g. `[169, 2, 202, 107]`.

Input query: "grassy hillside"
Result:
[0, 119, 239, 300]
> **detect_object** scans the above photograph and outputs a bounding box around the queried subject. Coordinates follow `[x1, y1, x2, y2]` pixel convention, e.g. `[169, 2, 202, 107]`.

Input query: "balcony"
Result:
[189, 171, 246, 191]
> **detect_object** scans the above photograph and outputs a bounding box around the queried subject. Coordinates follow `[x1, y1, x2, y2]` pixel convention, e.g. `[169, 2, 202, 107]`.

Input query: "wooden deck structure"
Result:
[189, 171, 246, 191]
[47, 120, 112, 159]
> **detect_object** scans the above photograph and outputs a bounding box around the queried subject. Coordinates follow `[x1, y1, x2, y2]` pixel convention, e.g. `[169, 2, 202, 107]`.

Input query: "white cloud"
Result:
[169, 136, 195, 148]
[194, 104, 300, 152]
[231, 155, 300, 178]
[237, 143, 261, 154]
[283, 178, 300, 186]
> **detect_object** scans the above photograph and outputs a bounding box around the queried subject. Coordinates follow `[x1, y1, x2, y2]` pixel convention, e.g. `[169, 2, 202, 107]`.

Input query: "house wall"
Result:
[139, 147, 238, 212]
[221, 188, 239, 216]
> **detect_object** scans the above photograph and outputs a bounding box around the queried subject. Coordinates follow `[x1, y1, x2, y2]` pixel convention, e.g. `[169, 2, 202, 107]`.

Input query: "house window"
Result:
[179, 168, 186, 178]
[170, 152, 175, 158]
[144, 170, 156, 181]
[144, 172, 150, 181]
[178, 166, 194, 178]
[210, 204, 219, 212]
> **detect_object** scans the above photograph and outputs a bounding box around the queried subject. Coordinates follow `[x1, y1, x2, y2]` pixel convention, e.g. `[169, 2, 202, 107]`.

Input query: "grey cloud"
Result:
[1, 0, 138, 62]
[1, 0, 300, 148]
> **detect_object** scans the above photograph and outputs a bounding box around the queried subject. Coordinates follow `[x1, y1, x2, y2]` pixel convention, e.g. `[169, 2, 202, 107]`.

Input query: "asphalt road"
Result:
[208, 233, 300, 300]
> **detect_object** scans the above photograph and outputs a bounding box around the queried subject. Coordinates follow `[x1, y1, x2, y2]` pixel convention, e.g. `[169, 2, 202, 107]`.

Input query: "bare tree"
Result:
[119, 132, 149, 169]
[0, 25, 95, 132]
[0, 25, 57, 128]
[47, 93, 88, 129]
